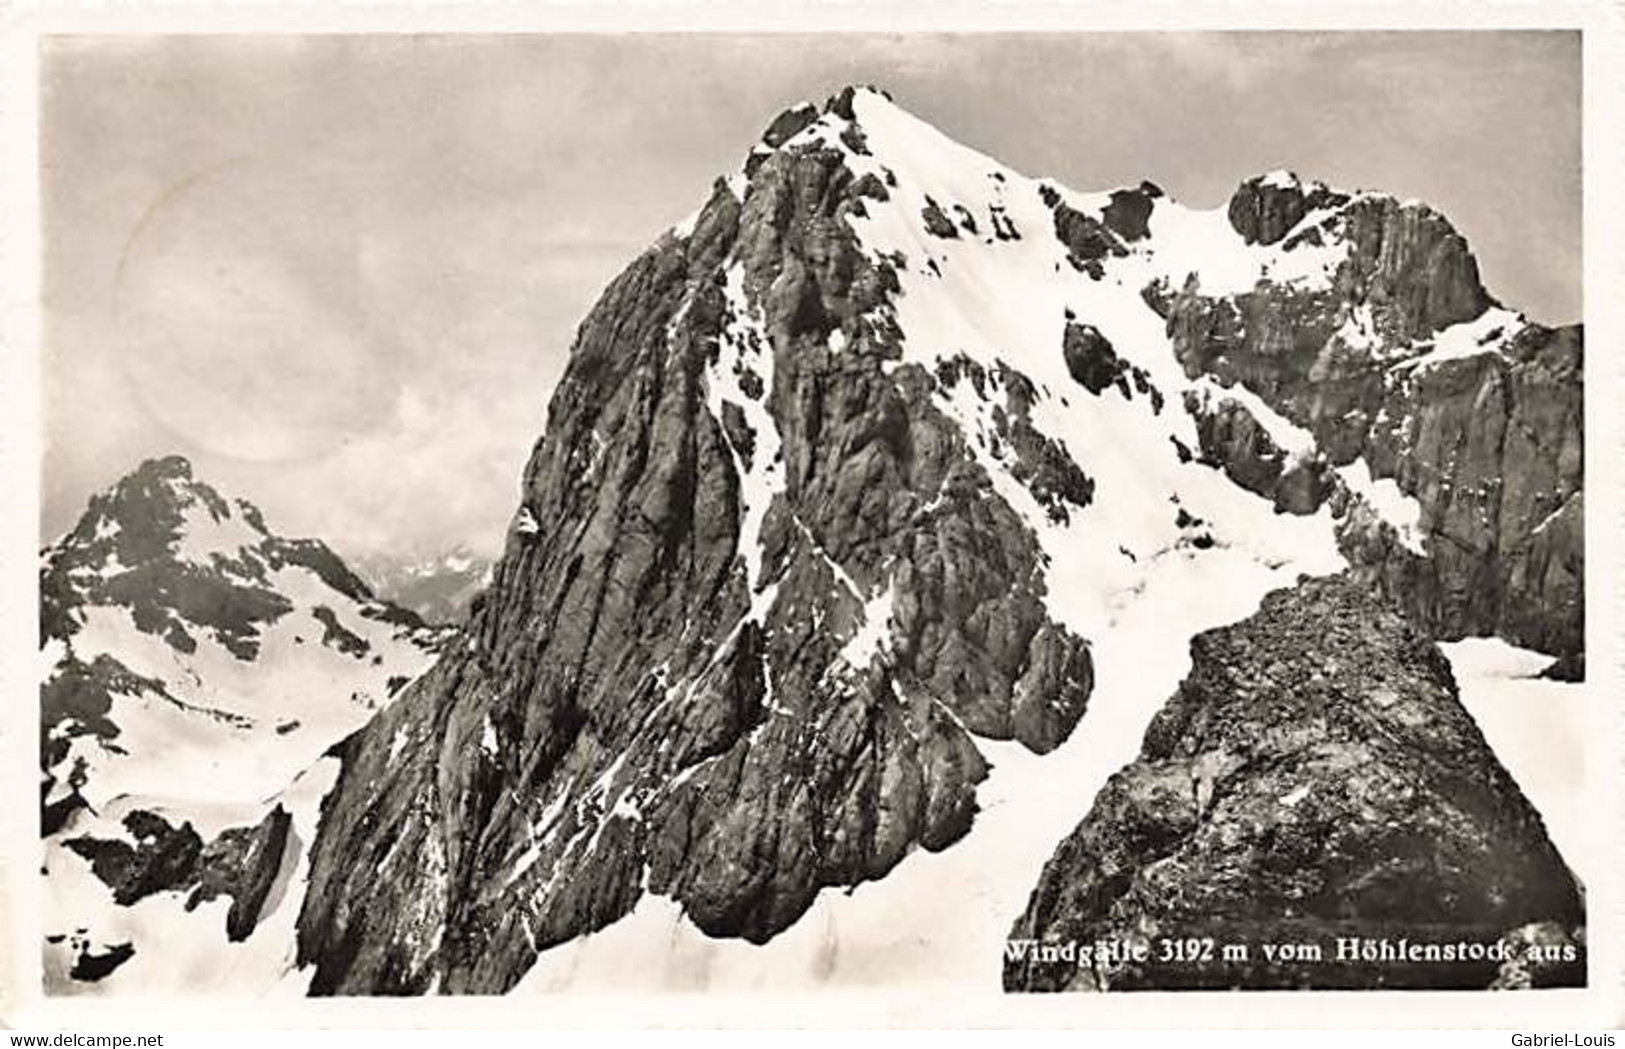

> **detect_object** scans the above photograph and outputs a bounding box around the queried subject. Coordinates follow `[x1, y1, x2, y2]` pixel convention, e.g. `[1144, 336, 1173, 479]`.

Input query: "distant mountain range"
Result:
[351, 548, 493, 626]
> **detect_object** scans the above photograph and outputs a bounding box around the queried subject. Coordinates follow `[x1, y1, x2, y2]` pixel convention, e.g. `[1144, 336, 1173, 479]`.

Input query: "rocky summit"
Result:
[40, 456, 448, 992]
[1004, 575, 1583, 992]
[277, 87, 1582, 995]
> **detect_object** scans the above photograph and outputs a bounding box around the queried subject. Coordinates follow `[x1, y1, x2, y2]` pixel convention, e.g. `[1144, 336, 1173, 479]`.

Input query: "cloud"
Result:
[41, 32, 1581, 559]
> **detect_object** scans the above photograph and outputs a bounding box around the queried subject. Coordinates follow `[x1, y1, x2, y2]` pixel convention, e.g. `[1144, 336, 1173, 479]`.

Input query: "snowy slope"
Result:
[40, 456, 449, 993]
[1440, 639, 1589, 885]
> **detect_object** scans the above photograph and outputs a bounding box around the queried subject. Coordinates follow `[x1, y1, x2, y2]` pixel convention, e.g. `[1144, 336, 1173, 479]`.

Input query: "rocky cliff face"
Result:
[90, 88, 1572, 996]
[297, 88, 1096, 995]
[1004, 575, 1584, 992]
[40, 456, 446, 992]
[1156, 173, 1582, 660]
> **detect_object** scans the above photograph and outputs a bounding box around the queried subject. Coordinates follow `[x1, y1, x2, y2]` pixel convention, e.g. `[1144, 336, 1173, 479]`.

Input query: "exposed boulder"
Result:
[1045, 188, 1128, 277]
[66, 811, 204, 906]
[922, 195, 960, 239]
[66, 940, 136, 982]
[189, 805, 295, 941]
[760, 103, 819, 148]
[1005, 575, 1584, 992]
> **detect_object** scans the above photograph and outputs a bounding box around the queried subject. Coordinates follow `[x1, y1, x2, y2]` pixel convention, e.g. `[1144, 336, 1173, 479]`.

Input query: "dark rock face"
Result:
[1336, 196, 1492, 338]
[1052, 200, 1128, 276]
[1060, 322, 1163, 412]
[761, 103, 818, 148]
[1005, 576, 1584, 992]
[933, 354, 1096, 525]
[1369, 328, 1583, 656]
[1209, 178, 1489, 348]
[1100, 182, 1162, 243]
[1227, 173, 1350, 247]
[66, 811, 205, 905]
[1182, 393, 1336, 518]
[191, 806, 295, 941]
[296, 91, 1093, 995]
[1185, 392, 1289, 499]
[63, 805, 293, 942]
[921, 195, 960, 239]
[1062, 323, 1124, 396]
[41, 654, 165, 773]
[1159, 179, 1581, 660]
[313, 606, 370, 658]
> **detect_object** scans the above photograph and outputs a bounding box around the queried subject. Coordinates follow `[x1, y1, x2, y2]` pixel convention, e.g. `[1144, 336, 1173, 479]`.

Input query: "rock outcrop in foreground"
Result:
[1004, 576, 1584, 992]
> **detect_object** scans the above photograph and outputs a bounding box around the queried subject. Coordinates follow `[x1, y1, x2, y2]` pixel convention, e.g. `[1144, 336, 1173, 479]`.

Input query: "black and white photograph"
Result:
[5, 9, 1620, 1032]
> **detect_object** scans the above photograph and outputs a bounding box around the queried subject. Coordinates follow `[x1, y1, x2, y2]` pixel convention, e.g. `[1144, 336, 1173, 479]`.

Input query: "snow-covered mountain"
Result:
[352, 547, 493, 626]
[39, 455, 451, 992]
[43, 87, 1581, 997]
[280, 87, 1582, 996]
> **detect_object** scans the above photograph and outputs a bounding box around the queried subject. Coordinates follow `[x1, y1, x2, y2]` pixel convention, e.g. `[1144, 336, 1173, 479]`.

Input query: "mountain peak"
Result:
[41, 460, 452, 988]
[118, 453, 209, 507]
[113, 454, 226, 519]
[132, 453, 195, 482]
[745, 84, 969, 168]
[822, 83, 895, 116]
[41, 455, 402, 652]
[1250, 168, 1325, 193]
[41, 454, 450, 816]
[61, 455, 257, 567]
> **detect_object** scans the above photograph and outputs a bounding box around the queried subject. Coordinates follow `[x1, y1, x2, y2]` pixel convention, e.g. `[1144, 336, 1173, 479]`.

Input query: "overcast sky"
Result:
[41, 32, 1581, 561]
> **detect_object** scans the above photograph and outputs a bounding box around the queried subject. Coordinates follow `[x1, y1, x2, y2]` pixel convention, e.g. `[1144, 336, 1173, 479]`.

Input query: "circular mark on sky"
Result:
[113, 157, 400, 464]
